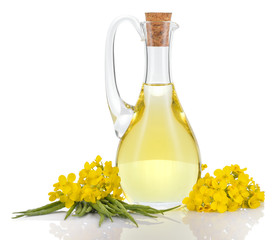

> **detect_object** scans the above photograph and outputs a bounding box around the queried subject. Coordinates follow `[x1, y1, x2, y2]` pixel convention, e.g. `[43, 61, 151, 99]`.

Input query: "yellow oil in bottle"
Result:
[117, 83, 200, 206]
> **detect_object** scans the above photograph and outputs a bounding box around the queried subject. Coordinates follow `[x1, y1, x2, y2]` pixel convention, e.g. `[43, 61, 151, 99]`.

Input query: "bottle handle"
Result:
[105, 16, 145, 138]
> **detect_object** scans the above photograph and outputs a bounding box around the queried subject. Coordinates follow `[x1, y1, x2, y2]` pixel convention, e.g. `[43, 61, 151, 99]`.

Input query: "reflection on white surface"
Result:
[49, 213, 167, 240]
[47, 211, 197, 240]
[49, 219, 124, 239]
[119, 212, 196, 240]
[182, 206, 264, 240]
[15, 206, 263, 240]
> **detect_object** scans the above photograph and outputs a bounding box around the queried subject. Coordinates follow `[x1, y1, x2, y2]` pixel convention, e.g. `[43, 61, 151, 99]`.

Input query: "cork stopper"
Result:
[145, 12, 172, 22]
[145, 12, 172, 46]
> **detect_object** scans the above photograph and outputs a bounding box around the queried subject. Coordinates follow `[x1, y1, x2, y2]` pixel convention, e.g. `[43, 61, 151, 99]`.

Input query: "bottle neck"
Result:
[145, 46, 171, 84]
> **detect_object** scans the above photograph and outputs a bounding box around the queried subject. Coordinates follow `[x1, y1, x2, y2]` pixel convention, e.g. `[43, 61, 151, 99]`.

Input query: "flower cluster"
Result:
[48, 156, 124, 208]
[182, 164, 265, 213]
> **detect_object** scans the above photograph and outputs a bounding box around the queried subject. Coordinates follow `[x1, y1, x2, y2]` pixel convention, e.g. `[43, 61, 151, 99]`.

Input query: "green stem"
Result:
[91, 202, 113, 221]
[119, 201, 153, 209]
[20, 202, 65, 217]
[90, 202, 106, 216]
[104, 204, 116, 214]
[159, 205, 180, 212]
[100, 199, 109, 204]
[97, 200, 114, 217]
[105, 201, 123, 213]
[86, 205, 93, 213]
[12, 214, 25, 219]
[131, 209, 158, 218]
[13, 201, 62, 214]
[106, 196, 138, 227]
[78, 202, 88, 217]
[64, 203, 77, 220]
[119, 200, 180, 213]
[98, 212, 105, 227]
[75, 202, 82, 215]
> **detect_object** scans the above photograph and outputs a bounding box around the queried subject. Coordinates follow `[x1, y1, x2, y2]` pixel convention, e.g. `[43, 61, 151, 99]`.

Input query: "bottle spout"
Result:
[171, 22, 179, 30]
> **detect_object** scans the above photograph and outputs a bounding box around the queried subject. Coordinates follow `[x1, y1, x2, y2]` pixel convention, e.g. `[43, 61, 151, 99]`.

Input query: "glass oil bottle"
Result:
[105, 13, 201, 208]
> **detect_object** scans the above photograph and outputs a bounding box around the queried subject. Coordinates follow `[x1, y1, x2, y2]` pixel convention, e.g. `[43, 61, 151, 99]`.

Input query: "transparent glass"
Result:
[105, 16, 201, 208]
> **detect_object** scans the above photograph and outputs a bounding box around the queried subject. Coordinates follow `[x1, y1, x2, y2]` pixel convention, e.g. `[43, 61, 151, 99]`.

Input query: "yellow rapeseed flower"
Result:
[199, 185, 213, 204]
[49, 173, 81, 208]
[182, 163, 265, 213]
[48, 191, 61, 202]
[201, 164, 208, 171]
[86, 168, 104, 186]
[214, 168, 234, 183]
[212, 178, 227, 190]
[227, 186, 243, 204]
[94, 155, 102, 165]
[255, 191, 265, 201]
[192, 178, 205, 192]
[182, 191, 197, 211]
[227, 199, 240, 212]
[236, 173, 250, 188]
[49, 156, 124, 207]
[229, 164, 247, 176]
[211, 191, 228, 213]
[103, 161, 119, 177]
[248, 195, 261, 209]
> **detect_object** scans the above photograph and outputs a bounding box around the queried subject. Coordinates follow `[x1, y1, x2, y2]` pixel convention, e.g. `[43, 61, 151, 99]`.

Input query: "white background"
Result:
[0, 1, 274, 239]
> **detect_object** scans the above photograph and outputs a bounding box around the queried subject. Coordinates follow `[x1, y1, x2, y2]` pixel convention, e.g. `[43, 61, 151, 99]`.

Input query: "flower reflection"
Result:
[182, 205, 264, 240]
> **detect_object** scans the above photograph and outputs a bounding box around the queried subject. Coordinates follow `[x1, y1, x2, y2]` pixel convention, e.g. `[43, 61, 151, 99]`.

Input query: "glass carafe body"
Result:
[105, 17, 201, 208]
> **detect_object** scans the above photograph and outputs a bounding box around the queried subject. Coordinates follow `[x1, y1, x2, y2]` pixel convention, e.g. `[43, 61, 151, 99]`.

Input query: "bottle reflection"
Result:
[182, 206, 264, 240]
